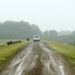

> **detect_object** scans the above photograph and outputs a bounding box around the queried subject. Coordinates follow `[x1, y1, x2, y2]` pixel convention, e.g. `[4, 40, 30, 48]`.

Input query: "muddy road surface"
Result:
[0, 42, 72, 75]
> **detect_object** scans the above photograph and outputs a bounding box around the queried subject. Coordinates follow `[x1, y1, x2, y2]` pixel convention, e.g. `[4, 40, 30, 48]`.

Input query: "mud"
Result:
[0, 42, 72, 75]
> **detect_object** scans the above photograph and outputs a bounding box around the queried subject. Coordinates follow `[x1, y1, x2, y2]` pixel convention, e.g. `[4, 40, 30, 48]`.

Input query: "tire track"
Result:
[40, 42, 72, 75]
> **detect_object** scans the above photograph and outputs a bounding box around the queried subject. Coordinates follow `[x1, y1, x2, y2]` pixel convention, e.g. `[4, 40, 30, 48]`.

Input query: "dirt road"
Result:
[0, 42, 72, 75]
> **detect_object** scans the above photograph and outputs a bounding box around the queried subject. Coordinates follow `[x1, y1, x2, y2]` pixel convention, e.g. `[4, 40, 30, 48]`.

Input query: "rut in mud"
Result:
[0, 42, 72, 75]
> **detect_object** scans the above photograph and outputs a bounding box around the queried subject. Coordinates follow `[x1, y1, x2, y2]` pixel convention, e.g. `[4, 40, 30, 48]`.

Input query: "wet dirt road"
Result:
[0, 42, 72, 75]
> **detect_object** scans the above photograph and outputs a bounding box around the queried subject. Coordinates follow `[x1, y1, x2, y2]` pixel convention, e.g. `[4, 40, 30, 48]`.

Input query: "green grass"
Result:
[0, 39, 9, 45]
[0, 41, 29, 65]
[44, 41, 75, 71]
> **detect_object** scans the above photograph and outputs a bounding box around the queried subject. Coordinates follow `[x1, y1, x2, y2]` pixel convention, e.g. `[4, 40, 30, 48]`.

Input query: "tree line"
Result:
[0, 20, 42, 39]
[0, 20, 75, 45]
[43, 30, 75, 45]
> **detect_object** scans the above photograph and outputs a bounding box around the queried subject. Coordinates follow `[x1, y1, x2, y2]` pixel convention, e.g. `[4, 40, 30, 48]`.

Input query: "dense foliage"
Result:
[43, 30, 75, 45]
[0, 21, 42, 39]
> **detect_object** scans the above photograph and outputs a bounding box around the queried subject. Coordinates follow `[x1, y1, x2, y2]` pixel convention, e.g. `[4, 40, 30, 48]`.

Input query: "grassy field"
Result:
[44, 41, 75, 72]
[0, 41, 29, 67]
[0, 39, 10, 45]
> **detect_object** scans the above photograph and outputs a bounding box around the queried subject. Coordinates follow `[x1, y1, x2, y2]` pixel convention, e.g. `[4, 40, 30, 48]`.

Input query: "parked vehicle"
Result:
[33, 35, 40, 42]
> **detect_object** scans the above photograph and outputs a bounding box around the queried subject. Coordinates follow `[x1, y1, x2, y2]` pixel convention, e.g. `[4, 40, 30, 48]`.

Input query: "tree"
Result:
[49, 30, 58, 37]
[43, 30, 49, 39]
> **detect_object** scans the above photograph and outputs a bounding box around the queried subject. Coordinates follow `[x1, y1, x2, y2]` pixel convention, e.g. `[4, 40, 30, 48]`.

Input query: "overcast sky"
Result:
[0, 0, 75, 31]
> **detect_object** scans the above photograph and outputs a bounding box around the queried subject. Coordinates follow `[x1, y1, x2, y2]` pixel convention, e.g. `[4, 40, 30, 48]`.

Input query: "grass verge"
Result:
[0, 41, 30, 71]
[44, 41, 75, 74]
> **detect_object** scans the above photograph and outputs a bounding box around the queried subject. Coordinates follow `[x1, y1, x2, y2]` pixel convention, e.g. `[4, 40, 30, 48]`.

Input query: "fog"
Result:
[0, 0, 75, 31]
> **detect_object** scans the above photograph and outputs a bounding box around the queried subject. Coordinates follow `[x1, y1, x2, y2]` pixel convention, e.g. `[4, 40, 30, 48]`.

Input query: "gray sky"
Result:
[0, 0, 75, 31]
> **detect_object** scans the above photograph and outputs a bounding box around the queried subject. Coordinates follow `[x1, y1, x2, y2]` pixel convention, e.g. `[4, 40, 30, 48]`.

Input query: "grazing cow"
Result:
[27, 38, 30, 41]
[18, 40, 21, 43]
[7, 41, 13, 45]
[13, 41, 18, 44]
[13, 41, 21, 44]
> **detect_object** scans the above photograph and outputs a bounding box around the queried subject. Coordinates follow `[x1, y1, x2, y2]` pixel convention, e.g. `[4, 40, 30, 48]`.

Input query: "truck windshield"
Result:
[34, 35, 40, 38]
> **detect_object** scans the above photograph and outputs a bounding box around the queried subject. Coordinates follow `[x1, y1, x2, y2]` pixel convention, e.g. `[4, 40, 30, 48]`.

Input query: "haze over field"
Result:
[0, 0, 75, 31]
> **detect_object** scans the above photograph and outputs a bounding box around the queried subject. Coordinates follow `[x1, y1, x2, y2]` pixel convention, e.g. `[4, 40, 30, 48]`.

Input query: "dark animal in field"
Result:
[13, 41, 18, 44]
[7, 41, 13, 45]
[7, 40, 22, 45]
[27, 38, 30, 41]
[13, 41, 21, 44]
[18, 40, 21, 43]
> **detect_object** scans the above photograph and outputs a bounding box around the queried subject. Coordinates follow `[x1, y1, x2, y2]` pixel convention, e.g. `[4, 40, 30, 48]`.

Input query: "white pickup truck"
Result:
[33, 35, 40, 42]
